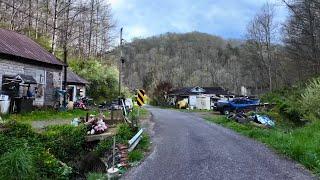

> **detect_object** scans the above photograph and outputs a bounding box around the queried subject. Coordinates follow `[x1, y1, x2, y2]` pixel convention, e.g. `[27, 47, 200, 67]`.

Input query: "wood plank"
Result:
[85, 127, 117, 142]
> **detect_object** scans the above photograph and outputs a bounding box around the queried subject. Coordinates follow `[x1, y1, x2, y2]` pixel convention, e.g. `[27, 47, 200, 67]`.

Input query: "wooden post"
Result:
[112, 136, 116, 170]
[111, 108, 114, 121]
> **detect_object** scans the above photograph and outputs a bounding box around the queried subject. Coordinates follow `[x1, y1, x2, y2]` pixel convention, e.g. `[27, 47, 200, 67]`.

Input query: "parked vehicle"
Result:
[177, 99, 188, 109]
[215, 98, 260, 115]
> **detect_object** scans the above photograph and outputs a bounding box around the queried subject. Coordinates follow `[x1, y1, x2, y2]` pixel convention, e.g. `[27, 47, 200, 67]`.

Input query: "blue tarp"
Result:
[255, 115, 275, 127]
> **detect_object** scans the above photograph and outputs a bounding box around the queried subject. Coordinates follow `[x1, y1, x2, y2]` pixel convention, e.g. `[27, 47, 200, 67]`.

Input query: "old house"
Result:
[168, 86, 230, 110]
[0, 28, 65, 110]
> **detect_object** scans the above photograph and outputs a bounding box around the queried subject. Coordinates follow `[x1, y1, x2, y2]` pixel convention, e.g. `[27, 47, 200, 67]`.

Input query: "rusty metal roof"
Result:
[65, 70, 89, 85]
[0, 28, 65, 66]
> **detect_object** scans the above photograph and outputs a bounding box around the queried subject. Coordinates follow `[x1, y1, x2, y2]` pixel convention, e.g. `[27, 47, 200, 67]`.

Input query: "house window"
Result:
[40, 74, 44, 84]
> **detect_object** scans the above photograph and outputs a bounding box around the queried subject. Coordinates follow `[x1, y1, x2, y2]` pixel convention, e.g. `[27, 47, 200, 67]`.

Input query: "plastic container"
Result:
[0, 95, 9, 101]
[0, 100, 10, 114]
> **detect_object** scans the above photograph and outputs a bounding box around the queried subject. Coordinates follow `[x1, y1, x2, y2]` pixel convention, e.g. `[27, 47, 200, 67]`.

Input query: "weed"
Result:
[0, 148, 36, 180]
[86, 172, 107, 180]
[128, 150, 143, 162]
[137, 133, 151, 151]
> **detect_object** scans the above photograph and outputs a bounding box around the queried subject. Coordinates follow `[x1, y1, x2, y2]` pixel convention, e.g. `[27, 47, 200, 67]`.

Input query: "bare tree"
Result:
[246, 2, 277, 91]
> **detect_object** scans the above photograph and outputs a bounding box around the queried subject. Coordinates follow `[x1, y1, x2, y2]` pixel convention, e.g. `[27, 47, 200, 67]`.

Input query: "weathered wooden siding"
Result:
[0, 59, 62, 107]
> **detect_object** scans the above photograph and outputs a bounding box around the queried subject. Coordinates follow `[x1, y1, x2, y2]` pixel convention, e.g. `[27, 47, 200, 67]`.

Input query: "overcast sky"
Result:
[109, 0, 288, 41]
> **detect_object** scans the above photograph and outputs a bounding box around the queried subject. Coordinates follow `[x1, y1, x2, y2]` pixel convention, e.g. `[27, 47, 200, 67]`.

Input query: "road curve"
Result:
[124, 107, 315, 180]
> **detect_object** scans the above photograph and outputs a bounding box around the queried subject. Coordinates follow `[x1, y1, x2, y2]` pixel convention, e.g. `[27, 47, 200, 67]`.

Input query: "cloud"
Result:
[125, 25, 151, 39]
[110, 0, 288, 40]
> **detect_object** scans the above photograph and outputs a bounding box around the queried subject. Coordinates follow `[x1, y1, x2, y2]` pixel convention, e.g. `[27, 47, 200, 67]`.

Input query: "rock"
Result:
[79, 152, 106, 174]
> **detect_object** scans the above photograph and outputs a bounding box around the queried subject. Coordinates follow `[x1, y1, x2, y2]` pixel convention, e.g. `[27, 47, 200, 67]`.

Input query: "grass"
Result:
[139, 108, 150, 119]
[128, 150, 144, 162]
[2, 109, 110, 122]
[205, 114, 320, 175]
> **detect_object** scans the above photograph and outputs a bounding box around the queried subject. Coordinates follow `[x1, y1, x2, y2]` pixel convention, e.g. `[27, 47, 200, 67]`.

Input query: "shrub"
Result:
[137, 133, 151, 151]
[42, 125, 87, 162]
[94, 138, 113, 157]
[301, 78, 320, 119]
[0, 121, 73, 179]
[5, 120, 37, 138]
[116, 123, 134, 143]
[129, 108, 139, 122]
[128, 150, 143, 162]
[0, 134, 29, 154]
[35, 150, 72, 179]
[0, 148, 36, 180]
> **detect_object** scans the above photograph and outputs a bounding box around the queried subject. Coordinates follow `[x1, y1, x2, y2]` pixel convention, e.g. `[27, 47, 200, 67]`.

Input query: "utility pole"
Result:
[63, 0, 71, 108]
[118, 27, 124, 104]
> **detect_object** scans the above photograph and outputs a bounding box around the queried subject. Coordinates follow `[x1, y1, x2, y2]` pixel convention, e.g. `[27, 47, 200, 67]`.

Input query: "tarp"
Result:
[255, 115, 275, 127]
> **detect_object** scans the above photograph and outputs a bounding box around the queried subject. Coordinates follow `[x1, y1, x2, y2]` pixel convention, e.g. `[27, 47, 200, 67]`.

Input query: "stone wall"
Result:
[0, 59, 63, 107]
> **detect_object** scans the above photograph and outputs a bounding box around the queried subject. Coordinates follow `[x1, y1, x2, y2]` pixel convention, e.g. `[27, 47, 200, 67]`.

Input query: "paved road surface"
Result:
[124, 107, 315, 180]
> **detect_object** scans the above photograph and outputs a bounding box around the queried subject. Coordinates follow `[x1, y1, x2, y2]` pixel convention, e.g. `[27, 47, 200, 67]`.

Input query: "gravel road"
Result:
[124, 106, 315, 180]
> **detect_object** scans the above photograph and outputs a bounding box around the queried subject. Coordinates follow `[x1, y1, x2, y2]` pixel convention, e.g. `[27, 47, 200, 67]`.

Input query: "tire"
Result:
[223, 107, 231, 115]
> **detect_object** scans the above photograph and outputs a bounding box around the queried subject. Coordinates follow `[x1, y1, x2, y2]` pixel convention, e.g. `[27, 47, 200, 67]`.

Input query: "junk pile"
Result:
[71, 113, 109, 135]
[227, 111, 275, 128]
[117, 144, 129, 168]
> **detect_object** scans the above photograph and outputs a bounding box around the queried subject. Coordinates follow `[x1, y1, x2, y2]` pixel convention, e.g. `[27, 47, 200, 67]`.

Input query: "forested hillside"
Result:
[120, 1, 320, 96]
[121, 32, 292, 95]
[1, 0, 320, 99]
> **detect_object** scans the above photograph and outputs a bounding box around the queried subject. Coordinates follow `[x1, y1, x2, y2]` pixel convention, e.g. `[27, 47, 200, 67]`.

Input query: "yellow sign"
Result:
[137, 89, 145, 107]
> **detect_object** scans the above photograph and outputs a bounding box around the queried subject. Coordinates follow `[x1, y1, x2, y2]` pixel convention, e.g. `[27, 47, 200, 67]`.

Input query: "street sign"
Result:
[137, 89, 145, 107]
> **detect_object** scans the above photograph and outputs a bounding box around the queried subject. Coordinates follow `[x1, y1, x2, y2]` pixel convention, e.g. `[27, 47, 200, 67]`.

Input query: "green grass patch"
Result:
[137, 133, 151, 151]
[2, 109, 109, 122]
[86, 172, 107, 180]
[139, 108, 150, 118]
[128, 150, 143, 162]
[205, 115, 320, 175]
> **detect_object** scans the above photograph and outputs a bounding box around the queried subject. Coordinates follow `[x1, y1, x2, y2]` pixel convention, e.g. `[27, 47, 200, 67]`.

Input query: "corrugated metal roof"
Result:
[65, 70, 89, 85]
[0, 28, 65, 66]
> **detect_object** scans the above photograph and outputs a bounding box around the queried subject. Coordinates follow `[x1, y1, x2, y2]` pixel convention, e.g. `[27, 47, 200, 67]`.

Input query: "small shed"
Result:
[64, 70, 89, 103]
[196, 95, 211, 110]
[168, 86, 229, 109]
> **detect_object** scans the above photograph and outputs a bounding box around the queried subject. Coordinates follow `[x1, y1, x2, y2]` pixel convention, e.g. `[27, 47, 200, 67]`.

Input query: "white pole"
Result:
[112, 136, 115, 170]
[137, 107, 140, 127]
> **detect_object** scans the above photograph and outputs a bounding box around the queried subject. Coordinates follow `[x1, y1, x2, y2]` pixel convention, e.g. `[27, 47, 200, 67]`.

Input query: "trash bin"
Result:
[0, 95, 10, 114]
[0, 100, 10, 114]
[14, 97, 34, 113]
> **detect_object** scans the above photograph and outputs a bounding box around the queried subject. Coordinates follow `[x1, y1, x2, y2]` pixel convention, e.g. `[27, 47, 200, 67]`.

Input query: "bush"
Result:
[94, 138, 113, 157]
[0, 148, 36, 180]
[0, 121, 73, 179]
[128, 150, 143, 162]
[42, 125, 87, 162]
[116, 123, 134, 143]
[301, 78, 320, 119]
[0, 134, 30, 154]
[5, 120, 37, 138]
[129, 108, 139, 122]
[137, 133, 151, 151]
[68, 59, 121, 103]
[36, 150, 72, 179]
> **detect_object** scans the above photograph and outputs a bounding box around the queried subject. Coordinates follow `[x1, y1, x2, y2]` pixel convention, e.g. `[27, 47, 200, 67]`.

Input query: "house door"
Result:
[45, 72, 54, 106]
